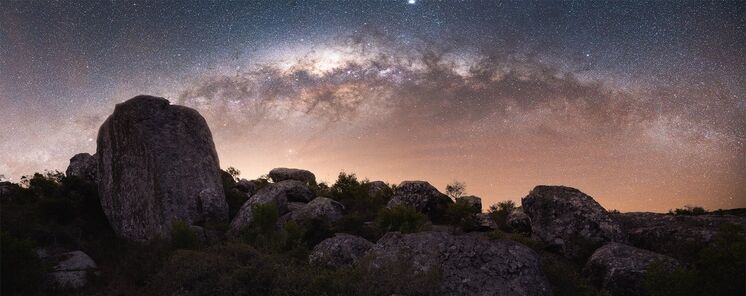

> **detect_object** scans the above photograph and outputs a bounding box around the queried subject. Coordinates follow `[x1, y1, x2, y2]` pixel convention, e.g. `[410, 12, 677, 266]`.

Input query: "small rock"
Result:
[583, 243, 679, 296]
[49, 251, 98, 289]
[229, 180, 313, 233]
[367, 181, 391, 197]
[269, 167, 316, 184]
[235, 178, 257, 195]
[309, 233, 373, 267]
[507, 208, 531, 234]
[458, 195, 482, 211]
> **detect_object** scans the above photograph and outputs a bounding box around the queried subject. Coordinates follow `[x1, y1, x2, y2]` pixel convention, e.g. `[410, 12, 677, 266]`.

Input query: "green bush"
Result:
[376, 205, 428, 233]
[540, 252, 600, 296]
[487, 200, 515, 231]
[447, 198, 481, 231]
[1, 232, 45, 296]
[668, 205, 707, 216]
[171, 221, 199, 250]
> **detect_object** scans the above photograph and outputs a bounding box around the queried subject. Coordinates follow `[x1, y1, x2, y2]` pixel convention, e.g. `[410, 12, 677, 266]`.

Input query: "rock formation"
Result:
[522, 185, 625, 259]
[367, 231, 553, 296]
[269, 167, 316, 184]
[96, 95, 228, 241]
[65, 153, 97, 182]
[290, 197, 345, 225]
[230, 180, 314, 233]
[583, 243, 679, 296]
[507, 208, 531, 234]
[458, 195, 482, 211]
[309, 233, 373, 268]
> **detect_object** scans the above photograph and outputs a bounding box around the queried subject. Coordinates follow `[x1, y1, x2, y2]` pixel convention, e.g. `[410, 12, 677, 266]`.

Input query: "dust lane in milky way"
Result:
[1, 1, 744, 212]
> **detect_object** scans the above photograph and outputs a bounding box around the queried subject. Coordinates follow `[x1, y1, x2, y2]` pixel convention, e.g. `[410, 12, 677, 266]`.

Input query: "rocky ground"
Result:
[2, 96, 744, 296]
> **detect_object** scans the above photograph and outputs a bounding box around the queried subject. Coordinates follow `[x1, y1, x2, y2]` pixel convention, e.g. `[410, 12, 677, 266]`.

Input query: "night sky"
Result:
[1, 1, 744, 212]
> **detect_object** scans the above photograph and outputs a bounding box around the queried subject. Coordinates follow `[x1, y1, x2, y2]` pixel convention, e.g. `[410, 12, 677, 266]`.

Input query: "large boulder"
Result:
[366, 231, 553, 296]
[521, 186, 625, 259]
[583, 243, 679, 296]
[66, 153, 97, 182]
[386, 181, 452, 222]
[268, 167, 316, 184]
[230, 180, 313, 233]
[366, 180, 391, 197]
[49, 251, 98, 289]
[309, 233, 373, 268]
[96, 95, 228, 241]
[290, 197, 344, 225]
[613, 212, 745, 261]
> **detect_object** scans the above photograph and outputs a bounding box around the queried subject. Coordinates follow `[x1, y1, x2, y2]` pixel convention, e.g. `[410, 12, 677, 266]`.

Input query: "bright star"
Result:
[408, 0, 416, 4]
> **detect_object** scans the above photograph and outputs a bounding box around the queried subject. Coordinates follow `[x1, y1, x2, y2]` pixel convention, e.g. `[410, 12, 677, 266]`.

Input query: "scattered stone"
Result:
[507, 208, 531, 234]
[367, 231, 552, 296]
[65, 153, 97, 182]
[269, 167, 316, 184]
[386, 181, 452, 221]
[96, 95, 228, 241]
[583, 243, 679, 296]
[521, 185, 625, 259]
[49, 251, 98, 289]
[309, 233, 373, 268]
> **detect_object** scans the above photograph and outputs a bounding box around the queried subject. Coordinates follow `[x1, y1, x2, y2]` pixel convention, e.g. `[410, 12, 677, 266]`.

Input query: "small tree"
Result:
[226, 166, 241, 181]
[445, 181, 466, 200]
[488, 200, 516, 230]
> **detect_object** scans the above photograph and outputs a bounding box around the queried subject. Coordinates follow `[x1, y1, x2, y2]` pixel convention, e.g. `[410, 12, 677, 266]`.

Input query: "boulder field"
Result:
[59, 95, 744, 295]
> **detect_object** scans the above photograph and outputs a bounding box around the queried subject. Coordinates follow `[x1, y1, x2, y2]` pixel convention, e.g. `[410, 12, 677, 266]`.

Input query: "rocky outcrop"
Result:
[613, 212, 745, 261]
[366, 231, 553, 296]
[66, 153, 97, 181]
[522, 186, 625, 259]
[583, 243, 679, 296]
[309, 233, 373, 268]
[477, 213, 498, 231]
[49, 251, 98, 289]
[290, 197, 344, 225]
[459, 195, 482, 211]
[96, 95, 228, 241]
[269, 168, 316, 184]
[387, 181, 452, 222]
[507, 208, 531, 234]
[230, 180, 314, 233]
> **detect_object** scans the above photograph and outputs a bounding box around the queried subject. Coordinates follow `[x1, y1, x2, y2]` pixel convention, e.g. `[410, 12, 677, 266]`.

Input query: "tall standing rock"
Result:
[96, 95, 227, 241]
[66, 153, 98, 182]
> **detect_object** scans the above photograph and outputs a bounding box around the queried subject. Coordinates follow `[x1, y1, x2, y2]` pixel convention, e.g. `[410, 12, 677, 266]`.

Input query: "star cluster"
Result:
[1, 1, 744, 211]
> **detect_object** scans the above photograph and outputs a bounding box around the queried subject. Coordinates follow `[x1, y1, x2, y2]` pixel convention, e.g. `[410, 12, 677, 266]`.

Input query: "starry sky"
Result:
[1, 1, 744, 212]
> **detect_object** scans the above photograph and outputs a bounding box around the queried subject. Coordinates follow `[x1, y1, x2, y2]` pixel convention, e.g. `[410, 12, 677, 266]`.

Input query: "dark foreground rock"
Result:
[49, 251, 98, 289]
[96, 95, 228, 241]
[290, 197, 344, 225]
[583, 243, 679, 296]
[309, 233, 373, 268]
[613, 212, 745, 261]
[65, 153, 97, 181]
[507, 208, 531, 234]
[459, 195, 482, 211]
[269, 167, 316, 184]
[366, 231, 553, 296]
[522, 186, 625, 259]
[386, 181, 452, 222]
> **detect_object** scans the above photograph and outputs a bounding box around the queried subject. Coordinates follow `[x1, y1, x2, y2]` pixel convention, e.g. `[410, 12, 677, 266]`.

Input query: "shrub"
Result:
[445, 180, 466, 200]
[668, 205, 707, 216]
[376, 206, 428, 233]
[447, 198, 481, 231]
[1, 232, 45, 296]
[488, 200, 515, 231]
[171, 221, 199, 250]
[541, 252, 600, 296]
